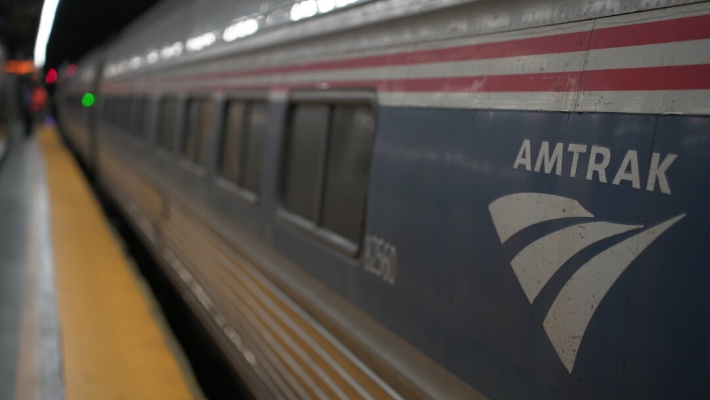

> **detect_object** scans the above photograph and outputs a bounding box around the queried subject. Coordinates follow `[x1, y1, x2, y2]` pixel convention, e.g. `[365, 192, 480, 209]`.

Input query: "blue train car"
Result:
[57, 0, 710, 398]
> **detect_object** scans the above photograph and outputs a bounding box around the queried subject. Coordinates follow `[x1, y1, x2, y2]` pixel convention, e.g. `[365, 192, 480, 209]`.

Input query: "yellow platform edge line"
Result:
[39, 127, 196, 400]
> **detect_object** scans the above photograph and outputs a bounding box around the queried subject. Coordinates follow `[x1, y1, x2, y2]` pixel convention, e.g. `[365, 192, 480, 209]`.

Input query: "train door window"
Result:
[280, 93, 375, 250]
[158, 97, 177, 151]
[282, 104, 330, 221]
[320, 105, 375, 243]
[218, 99, 268, 196]
[183, 97, 213, 165]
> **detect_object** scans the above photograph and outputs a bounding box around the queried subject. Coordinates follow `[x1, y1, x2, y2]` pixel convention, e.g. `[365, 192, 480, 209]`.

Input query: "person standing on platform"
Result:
[20, 77, 48, 137]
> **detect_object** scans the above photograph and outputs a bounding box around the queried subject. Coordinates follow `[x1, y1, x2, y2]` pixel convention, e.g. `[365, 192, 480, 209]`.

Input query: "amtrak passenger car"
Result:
[57, 0, 710, 398]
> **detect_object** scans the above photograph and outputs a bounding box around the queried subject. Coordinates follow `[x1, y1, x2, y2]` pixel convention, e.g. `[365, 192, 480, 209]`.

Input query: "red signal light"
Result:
[46, 68, 58, 84]
[66, 64, 77, 77]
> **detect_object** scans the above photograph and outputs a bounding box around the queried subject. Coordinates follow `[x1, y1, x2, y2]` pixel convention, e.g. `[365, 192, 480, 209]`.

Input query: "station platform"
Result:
[0, 124, 202, 399]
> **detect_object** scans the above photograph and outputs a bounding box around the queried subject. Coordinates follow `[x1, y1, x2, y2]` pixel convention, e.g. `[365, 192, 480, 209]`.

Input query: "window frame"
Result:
[213, 91, 269, 205]
[155, 93, 179, 155]
[100, 96, 108, 123]
[117, 96, 129, 131]
[178, 94, 214, 176]
[277, 89, 377, 256]
[131, 94, 147, 139]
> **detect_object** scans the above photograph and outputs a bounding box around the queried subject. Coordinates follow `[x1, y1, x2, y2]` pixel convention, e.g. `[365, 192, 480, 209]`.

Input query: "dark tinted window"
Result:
[121, 98, 127, 127]
[281, 97, 375, 246]
[108, 97, 116, 125]
[282, 104, 329, 221]
[118, 98, 124, 128]
[132, 97, 146, 137]
[110, 97, 117, 125]
[242, 102, 267, 194]
[106, 96, 114, 124]
[124, 98, 132, 130]
[107, 97, 113, 123]
[102, 96, 110, 122]
[119, 97, 129, 130]
[321, 105, 375, 242]
[220, 101, 245, 182]
[218, 100, 267, 195]
[158, 97, 177, 150]
[183, 98, 213, 164]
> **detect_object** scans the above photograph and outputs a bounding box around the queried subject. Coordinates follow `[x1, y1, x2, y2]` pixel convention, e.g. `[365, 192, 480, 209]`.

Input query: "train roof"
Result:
[73, 0, 705, 84]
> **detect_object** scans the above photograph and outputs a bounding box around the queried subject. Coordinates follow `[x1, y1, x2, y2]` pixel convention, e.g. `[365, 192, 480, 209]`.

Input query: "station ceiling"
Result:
[0, 0, 159, 69]
[46, 0, 160, 70]
[0, 0, 43, 59]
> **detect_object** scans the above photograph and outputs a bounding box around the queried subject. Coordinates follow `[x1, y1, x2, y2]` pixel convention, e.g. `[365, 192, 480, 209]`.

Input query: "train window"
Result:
[218, 99, 267, 195]
[118, 97, 124, 127]
[280, 93, 376, 250]
[116, 97, 122, 127]
[110, 97, 117, 125]
[102, 96, 110, 122]
[282, 104, 329, 221]
[110, 97, 118, 126]
[118, 97, 126, 129]
[123, 97, 132, 131]
[118, 97, 128, 129]
[125, 97, 132, 131]
[320, 105, 375, 243]
[220, 101, 245, 183]
[158, 97, 177, 151]
[105, 96, 112, 123]
[183, 98, 213, 165]
[242, 102, 267, 194]
[132, 96, 146, 138]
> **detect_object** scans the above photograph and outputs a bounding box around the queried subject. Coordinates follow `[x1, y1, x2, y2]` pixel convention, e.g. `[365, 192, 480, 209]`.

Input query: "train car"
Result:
[57, 0, 710, 398]
[57, 49, 103, 170]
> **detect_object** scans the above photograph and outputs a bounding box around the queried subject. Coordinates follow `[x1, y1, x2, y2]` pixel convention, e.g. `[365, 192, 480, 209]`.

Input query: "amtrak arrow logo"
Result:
[488, 193, 685, 373]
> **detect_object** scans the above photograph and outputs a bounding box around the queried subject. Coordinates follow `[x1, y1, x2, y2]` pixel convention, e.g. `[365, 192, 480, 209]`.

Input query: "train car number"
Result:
[363, 235, 397, 285]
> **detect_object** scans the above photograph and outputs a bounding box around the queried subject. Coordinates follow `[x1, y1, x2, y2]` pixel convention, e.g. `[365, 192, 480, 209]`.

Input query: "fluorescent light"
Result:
[161, 45, 173, 59]
[318, 0, 335, 13]
[186, 32, 216, 52]
[129, 56, 142, 69]
[171, 41, 184, 57]
[290, 3, 302, 21]
[223, 19, 259, 42]
[146, 50, 159, 64]
[300, 0, 318, 18]
[34, 0, 61, 68]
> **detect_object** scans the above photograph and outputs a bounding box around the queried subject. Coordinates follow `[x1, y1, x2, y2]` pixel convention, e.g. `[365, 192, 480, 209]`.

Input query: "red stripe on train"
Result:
[148, 13, 710, 83]
[579, 64, 710, 91]
[154, 31, 590, 82]
[589, 12, 710, 50]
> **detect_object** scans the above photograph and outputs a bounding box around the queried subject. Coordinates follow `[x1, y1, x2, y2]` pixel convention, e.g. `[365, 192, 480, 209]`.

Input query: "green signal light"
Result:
[82, 93, 95, 107]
